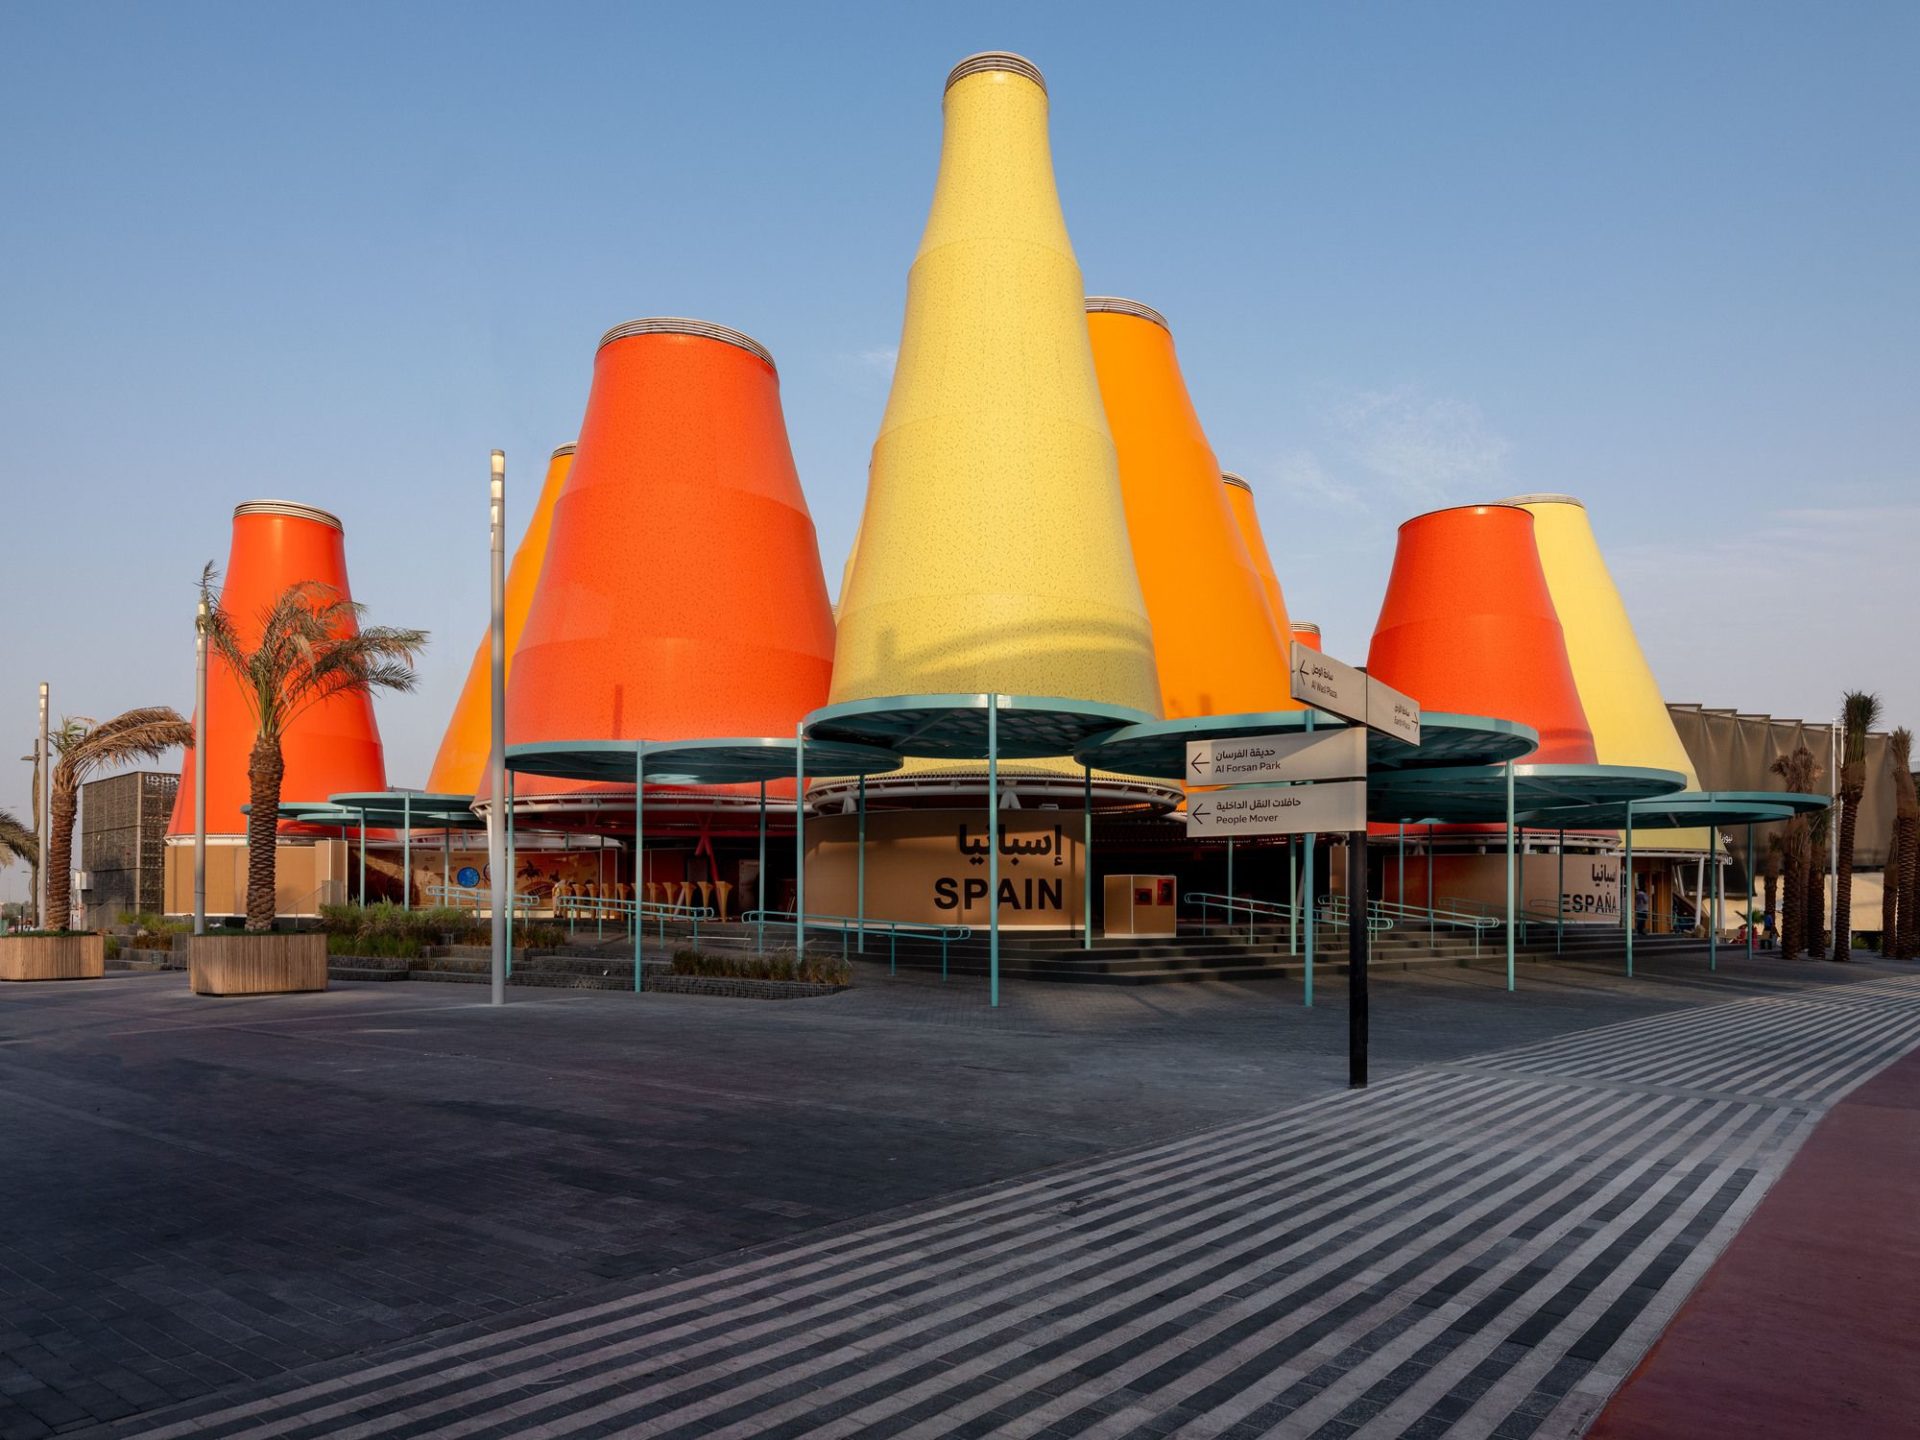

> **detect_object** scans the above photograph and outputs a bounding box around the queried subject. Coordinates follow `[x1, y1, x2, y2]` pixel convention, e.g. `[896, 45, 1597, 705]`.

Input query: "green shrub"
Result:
[670, 946, 851, 986]
[118, 911, 190, 941]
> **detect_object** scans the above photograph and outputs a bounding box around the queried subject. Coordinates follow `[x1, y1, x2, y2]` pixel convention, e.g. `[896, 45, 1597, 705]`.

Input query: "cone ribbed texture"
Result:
[168, 504, 388, 836]
[1368, 504, 1597, 764]
[505, 323, 835, 798]
[1504, 493, 1705, 844]
[1221, 474, 1297, 652]
[828, 57, 1159, 714]
[1088, 305, 1291, 717]
[426, 445, 575, 796]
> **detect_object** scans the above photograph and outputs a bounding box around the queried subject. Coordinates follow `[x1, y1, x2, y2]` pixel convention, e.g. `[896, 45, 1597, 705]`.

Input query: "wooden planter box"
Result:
[189, 933, 328, 996]
[0, 933, 105, 982]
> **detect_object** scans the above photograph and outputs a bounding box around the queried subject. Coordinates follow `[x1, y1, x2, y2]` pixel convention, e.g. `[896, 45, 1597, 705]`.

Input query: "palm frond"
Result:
[50, 707, 195, 800]
[0, 805, 36, 868]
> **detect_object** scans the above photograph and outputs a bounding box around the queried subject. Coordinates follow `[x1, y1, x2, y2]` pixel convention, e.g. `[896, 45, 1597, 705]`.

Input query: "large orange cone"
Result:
[426, 443, 575, 795]
[1221, 473, 1297, 649]
[505, 320, 836, 801]
[828, 54, 1159, 715]
[169, 501, 389, 836]
[1291, 622, 1323, 652]
[1367, 504, 1596, 763]
[1086, 299, 1292, 718]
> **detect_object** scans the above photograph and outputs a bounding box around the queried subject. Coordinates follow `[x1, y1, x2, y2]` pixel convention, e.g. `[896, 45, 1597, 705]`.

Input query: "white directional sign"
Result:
[1184, 780, 1368, 837]
[1186, 728, 1366, 787]
[1367, 675, 1421, 746]
[1290, 642, 1368, 726]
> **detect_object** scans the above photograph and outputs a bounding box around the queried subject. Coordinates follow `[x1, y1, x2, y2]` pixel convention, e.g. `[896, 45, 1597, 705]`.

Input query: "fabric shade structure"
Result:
[1502, 493, 1706, 850]
[1368, 504, 1597, 765]
[426, 443, 576, 795]
[502, 319, 836, 807]
[169, 501, 388, 838]
[1086, 298, 1293, 719]
[1291, 622, 1322, 652]
[827, 53, 1159, 718]
[1221, 473, 1296, 650]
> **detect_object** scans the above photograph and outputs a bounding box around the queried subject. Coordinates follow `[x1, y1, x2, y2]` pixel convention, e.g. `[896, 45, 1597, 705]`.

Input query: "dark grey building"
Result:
[80, 770, 179, 922]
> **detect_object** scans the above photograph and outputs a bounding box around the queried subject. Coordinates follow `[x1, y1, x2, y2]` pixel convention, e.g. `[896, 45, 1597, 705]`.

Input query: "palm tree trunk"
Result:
[1901, 816, 1920, 960]
[46, 788, 76, 931]
[244, 736, 284, 933]
[1832, 786, 1861, 959]
[1883, 826, 1902, 954]
[1805, 849, 1826, 958]
[1779, 843, 1802, 958]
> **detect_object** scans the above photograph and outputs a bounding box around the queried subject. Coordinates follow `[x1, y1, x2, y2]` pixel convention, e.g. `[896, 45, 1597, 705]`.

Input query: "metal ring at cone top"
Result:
[1221, 472, 1251, 491]
[1499, 492, 1584, 508]
[551, 443, 577, 459]
[1085, 296, 1170, 332]
[1397, 500, 1530, 529]
[233, 500, 343, 531]
[945, 52, 1046, 95]
[596, 318, 776, 372]
[1293, 622, 1321, 636]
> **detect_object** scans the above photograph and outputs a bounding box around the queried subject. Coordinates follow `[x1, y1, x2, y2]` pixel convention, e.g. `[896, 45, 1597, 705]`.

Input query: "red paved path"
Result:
[1588, 1042, 1920, 1440]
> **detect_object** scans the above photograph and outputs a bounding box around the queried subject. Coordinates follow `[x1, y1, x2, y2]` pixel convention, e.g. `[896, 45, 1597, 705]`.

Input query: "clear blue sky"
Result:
[2, 2, 1915, 896]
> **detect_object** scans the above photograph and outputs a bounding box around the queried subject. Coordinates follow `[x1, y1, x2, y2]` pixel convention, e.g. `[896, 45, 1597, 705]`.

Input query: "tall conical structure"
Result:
[169, 501, 389, 837]
[1221, 473, 1297, 649]
[426, 443, 575, 795]
[1368, 504, 1597, 764]
[1291, 622, 1323, 653]
[1503, 493, 1705, 844]
[505, 319, 836, 801]
[828, 53, 1159, 715]
[1086, 299, 1292, 718]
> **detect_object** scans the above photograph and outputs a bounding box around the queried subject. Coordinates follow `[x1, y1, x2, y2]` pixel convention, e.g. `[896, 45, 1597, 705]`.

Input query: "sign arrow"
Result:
[1190, 802, 1210, 821]
[1190, 752, 1209, 775]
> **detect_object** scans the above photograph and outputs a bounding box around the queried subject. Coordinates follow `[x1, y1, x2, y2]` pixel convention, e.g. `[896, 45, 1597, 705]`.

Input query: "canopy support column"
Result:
[401, 794, 411, 910]
[1710, 824, 1720, 971]
[757, 780, 767, 954]
[1625, 819, 1635, 978]
[1505, 760, 1516, 992]
[856, 773, 866, 954]
[1557, 829, 1565, 955]
[1226, 839, 1235, 933]
[358, 815, 366, 906]
[1746, 823, 1755, 962]
[505, 772, 515, 972]
[633, 746, 645, 992]
[987, 694, 1000, 1009]
[794, 724, 806, 960]
[1304, 711, 1316, 1007]
[1288, 836, 1298, 956]
[1082, 765, 1093, 950]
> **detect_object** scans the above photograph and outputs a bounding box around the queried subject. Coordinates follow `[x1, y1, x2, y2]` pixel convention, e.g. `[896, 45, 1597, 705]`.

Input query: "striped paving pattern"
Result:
[122, 974, 1920, 1440]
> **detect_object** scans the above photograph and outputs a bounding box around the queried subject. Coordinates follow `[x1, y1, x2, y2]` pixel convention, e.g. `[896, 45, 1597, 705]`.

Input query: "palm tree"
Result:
[1772, 745, 1817, 958]
[1894, 732, 1919, 960]
[47, 708, 194, 930]
[1829, 692, 1881, 959]
[1762, 833, 1782, 948]
[1885, 729, 1911, 954]
[1806, 804, 1830, 956]
[201, 569, 425, 931]
[0, 805, 37, 871]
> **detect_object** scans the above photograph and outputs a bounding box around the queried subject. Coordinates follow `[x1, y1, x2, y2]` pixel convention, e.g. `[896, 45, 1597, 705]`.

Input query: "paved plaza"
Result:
[1, 953, 1915, 1438]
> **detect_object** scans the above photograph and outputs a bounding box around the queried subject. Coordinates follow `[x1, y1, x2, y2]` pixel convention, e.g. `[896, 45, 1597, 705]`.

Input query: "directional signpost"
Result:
[1186, 728, 1367, 791]
[1186, 779, 1367, 837]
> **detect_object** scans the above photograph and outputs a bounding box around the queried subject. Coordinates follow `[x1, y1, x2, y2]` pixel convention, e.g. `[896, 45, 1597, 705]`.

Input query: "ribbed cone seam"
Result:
[1500, 492, 1584, 508]
[596, 318, 776, 371]
[232, 499, 342, 531]
[1085, 296, 1170, 331]
[945, 51, 1046, 94]
[1221, 472, 1250, 490]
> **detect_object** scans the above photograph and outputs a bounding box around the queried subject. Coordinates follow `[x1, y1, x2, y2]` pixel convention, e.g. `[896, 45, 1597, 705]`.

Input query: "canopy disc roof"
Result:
[1521, 790, 1826, 831]
[325, 791, 484, 829]
[1072, 710, 1538, 782]
[241, 800, 358, 823]
[804, 694, 1152, 762]
[507, 736, 904, 787]
[1365, 763, 1687, 825]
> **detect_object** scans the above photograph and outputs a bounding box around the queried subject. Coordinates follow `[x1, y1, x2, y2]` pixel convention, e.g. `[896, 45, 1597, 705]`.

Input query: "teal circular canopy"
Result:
[326, 791, 484, 829]
[1071, 710, 1538, 782]
[804, 693, 1152, 762]
[1520, 790, 1824, 831]
[1365, 763, 1687, 824]
[507, 736, 904, 786]
[243, 800, 359, 824]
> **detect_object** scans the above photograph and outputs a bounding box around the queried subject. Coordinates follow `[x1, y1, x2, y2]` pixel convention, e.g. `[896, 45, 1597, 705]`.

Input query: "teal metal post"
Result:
[1505, 760, 1516, 992]
[1556, 829, 1565, 955]
[358, 814, 366, 905]
[756, 780, 767, 953]
[1082, 765, 1093, 950]
[794, 723, 805, 959]
[1426, 829, 1434, 947]
[987, 694, 1000, 1008]
[1304, 711, 1316, 1006]
[1288, 837, 1298, 956]
[1746, 823, 1754, 962]
[856, 773, 866, 953]
[1397, 823, 1405, 913]
[505, 773, 515, 972]
[632, 745, 644, 991]
[1226, 839, 1234, 931]
[1624, 818, 1634, 978]
[441, 828, 450, 897]
[1709, 824, 1719, 971]
[402, 793, 412, 910]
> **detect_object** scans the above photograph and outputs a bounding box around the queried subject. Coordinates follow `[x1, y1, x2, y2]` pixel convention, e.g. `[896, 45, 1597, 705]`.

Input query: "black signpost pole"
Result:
[1348, 826, 1368, 1088]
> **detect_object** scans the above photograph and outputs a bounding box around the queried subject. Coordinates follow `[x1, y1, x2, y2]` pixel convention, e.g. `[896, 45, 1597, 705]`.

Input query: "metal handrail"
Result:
[1326, 894, 1499, 955]
[552, 894, 714, 948]
[740, 910, 972, 977]
[424, 883, 539, 918]
[1188, 893, 1393, 935]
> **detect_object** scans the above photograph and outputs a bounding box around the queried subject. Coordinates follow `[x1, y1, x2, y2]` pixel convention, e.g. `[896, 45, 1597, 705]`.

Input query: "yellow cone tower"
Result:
[425, 443, 575, 795]
[1086, 299, 1292, 717]
[828, 53, 1159, 716]
[1221, 472, 1296, 646]
[1502, 493, 1705, 847]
